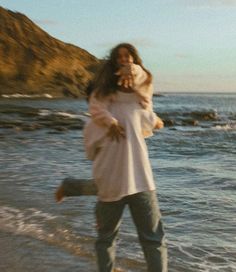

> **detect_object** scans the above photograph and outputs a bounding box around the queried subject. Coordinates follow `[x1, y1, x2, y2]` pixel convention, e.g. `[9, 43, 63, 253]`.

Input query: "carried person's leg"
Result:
[95, 199, 125, 272]
[55, 178, 97, 202]
[128, 191, 168, 272]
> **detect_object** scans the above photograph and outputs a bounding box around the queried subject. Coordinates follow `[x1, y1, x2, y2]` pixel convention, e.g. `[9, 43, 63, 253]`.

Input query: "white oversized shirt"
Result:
[83, 91, 158, 202]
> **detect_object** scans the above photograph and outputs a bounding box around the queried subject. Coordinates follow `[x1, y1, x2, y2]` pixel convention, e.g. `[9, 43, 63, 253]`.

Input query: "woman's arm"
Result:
[89, 93, 125, 141]
[116, 64, 153, 109]
[132, 64, 153, 104]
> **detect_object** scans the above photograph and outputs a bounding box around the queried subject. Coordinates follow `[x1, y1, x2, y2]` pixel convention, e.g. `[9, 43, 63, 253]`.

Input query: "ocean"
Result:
[0, 93, 235, 272]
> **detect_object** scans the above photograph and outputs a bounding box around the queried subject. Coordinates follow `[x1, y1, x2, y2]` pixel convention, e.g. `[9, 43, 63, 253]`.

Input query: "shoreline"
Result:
[1, 92, 236, 100]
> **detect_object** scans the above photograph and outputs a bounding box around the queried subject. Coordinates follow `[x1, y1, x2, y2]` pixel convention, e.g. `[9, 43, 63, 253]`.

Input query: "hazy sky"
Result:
[1, 0, 236, 92]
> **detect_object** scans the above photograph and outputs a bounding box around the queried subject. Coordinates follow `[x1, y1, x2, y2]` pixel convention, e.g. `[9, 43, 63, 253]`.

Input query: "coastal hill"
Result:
[0, 6, 100, 98]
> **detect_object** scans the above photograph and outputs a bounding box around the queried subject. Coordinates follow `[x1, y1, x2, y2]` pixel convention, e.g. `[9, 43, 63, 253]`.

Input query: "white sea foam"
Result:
[38, 109, 90, 121]
[0, 206, 57, 235]
[1, 93, 53, 98]
[77, 113, 91, 122]
[44, 94, 53, 98]
[169, 240, 235, 272]
[0, 205, 96, 262]
[38, 109, 52, 116]
[212, 123, 236, 131]
[56, 111, 81, 119]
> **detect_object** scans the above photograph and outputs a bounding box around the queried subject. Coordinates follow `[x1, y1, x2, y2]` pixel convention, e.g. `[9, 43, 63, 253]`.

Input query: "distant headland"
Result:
[0, 6, 100, 98]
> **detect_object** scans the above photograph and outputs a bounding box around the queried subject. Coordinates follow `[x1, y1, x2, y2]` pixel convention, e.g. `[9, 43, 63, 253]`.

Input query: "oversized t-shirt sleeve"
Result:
[131, 64, 153, 110]
[83, 119, 108, 160]
[140, 109, 158, 138]
[89, 93, 118, 127]
[132, 64, 153, 98]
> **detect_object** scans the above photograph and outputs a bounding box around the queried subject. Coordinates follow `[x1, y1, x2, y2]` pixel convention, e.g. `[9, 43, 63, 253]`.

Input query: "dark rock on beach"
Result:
[0, 6, 100, 98]
[0, 104, 85, 132]
[157, 109, 219, 127]
[163, 119, 175, 127]
[182, 119, 199, 126]
[153, 93, 164, 97]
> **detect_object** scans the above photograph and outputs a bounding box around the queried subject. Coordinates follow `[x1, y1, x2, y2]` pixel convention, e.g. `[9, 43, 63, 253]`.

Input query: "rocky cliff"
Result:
[0, 6, 100, 98]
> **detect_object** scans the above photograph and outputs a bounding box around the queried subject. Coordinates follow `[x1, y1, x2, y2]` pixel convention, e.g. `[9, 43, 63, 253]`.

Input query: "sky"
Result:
[0, 0, 236, 92]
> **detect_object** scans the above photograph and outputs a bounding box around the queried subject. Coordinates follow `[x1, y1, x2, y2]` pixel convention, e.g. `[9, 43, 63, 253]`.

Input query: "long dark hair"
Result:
[90, 43, 152, 99]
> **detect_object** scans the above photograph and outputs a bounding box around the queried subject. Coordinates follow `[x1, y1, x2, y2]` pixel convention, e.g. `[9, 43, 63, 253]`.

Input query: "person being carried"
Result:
[55, 43, 162, 200]
[88, 43, 154, 130]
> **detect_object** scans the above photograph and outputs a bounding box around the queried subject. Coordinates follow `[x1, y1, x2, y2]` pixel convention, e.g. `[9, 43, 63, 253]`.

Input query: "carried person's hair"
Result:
[89, 43, 152, 99]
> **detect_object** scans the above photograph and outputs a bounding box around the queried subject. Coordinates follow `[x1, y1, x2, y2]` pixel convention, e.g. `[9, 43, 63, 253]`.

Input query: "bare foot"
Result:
[55, 185, 65, 203]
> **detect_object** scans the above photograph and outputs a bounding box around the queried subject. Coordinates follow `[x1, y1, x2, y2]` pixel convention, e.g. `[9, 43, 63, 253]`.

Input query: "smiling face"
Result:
[116, 47, 134, 67]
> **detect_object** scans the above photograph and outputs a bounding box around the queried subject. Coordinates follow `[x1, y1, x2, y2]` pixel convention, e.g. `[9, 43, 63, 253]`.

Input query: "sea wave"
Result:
[0, 206, 57, 239]
[0, 205, 144, 271]
[0, 205, 92, 256]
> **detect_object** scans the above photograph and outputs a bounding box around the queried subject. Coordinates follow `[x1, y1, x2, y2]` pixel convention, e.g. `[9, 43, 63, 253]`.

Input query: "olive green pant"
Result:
[95, 191, 168, 272]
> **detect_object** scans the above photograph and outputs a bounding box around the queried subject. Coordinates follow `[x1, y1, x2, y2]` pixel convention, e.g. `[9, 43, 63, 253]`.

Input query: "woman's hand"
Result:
[106, 123, 125, 142]
[154, 117, 164, 130]
[115, 64, 134, 88]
